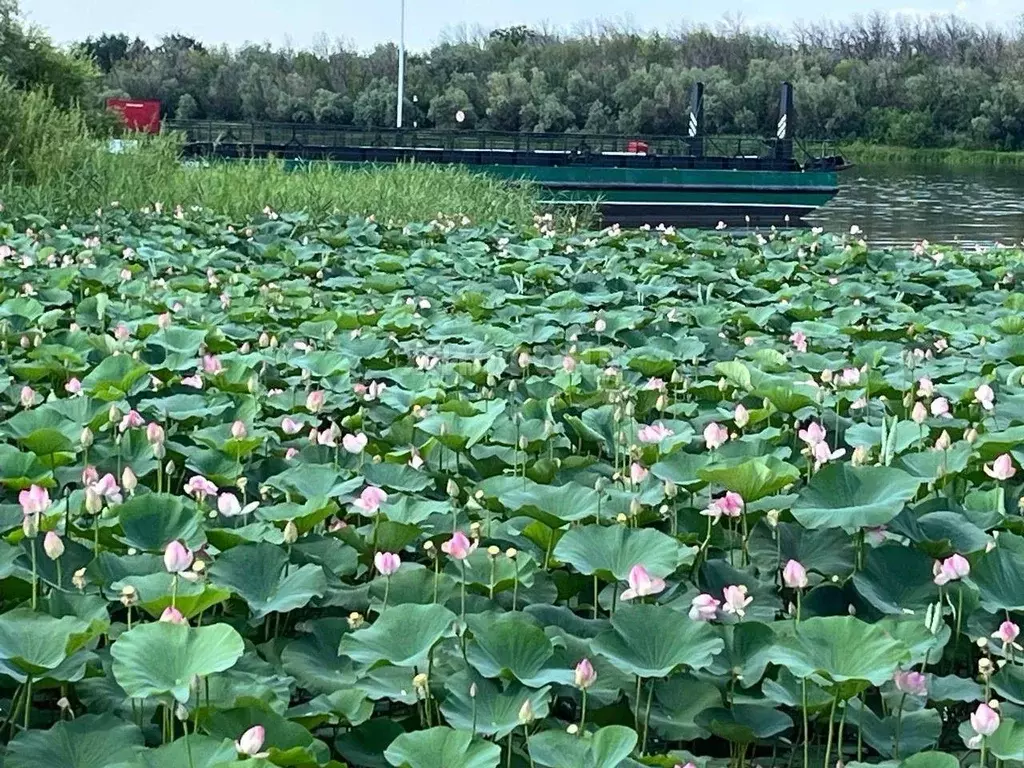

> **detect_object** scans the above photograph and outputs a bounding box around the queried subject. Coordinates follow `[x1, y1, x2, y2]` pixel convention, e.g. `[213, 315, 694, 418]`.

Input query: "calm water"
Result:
[807, 163, 1024, 248]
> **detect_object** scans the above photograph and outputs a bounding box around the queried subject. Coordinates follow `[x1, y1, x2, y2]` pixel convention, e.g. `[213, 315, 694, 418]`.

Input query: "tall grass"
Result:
[0, 81, 547, 225]
[841, 141, 1024, 168]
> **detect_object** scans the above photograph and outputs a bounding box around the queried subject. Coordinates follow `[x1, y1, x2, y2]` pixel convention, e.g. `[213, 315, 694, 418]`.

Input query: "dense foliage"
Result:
[1, 209, 1024, 767]
[81, 14, 1024, 150]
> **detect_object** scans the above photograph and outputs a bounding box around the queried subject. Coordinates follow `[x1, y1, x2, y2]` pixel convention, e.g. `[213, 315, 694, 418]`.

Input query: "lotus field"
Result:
[3, 208, 1024, 768]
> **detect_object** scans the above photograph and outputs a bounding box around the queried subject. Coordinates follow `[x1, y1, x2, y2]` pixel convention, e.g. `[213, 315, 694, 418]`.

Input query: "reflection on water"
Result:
[807, 163, 1024, 248]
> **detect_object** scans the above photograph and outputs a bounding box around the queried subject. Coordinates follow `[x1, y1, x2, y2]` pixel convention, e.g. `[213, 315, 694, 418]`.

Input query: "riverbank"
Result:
[841, 142, 1024, 168]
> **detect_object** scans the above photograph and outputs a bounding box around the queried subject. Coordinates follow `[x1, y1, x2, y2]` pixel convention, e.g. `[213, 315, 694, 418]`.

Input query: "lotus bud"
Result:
[283, 520, 298, 544]
[43, 530, 64, 560]
[447, 479, 460, 498]
[616, 513, 628, 524]
[655, 393, 667, 410]
[935, 430, 952, 451]
[518, 699, 536, 724]
[664, 480, 678, 499]
[629, 497, 642, 517]
[85, 487, 103, 515]
[108, 404, 120, 424]
[347, 612, 364, 630]
[966, 427, 979, 444]
[161, 606, 186, 624]
[231, 420, 247, 439]
[852, 445, 870, 466]
[469, 683, 477, 698]
[259, 332, 270, 347]
[72, 567, 88, 590]
[518, 351, 530, 369]
[165, 460, 176, 476]
[122, 467, 137, 495]
[766, 509, 781, 528]
[574, 658, 597, 689]
[81, 427, 94, 447]
[22, 514, 38, 538]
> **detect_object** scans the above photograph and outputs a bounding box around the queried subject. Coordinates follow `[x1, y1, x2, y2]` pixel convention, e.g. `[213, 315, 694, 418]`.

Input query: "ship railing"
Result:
[162, 121, 837, 165]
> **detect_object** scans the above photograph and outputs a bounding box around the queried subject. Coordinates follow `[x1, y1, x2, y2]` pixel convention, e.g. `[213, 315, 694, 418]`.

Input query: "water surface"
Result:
[807, 163, 1024, 248]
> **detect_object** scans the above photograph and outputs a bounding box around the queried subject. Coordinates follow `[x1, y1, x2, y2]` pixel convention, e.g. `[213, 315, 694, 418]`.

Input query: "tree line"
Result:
[9, 0, 1024, 150]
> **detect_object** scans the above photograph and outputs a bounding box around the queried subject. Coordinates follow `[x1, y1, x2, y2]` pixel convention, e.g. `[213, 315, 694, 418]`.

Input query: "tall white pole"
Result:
[397, 0, 406, 128]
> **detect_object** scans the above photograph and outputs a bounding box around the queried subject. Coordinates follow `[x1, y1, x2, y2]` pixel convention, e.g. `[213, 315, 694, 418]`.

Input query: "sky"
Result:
[23, 0, 1021, 51]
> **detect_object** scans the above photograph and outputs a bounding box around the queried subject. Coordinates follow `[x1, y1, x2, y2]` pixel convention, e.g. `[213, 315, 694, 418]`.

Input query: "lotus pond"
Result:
[2, 209, 1024, 768]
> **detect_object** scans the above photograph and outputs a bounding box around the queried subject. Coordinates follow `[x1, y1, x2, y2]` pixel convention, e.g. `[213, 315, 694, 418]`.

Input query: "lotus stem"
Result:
[802, 678, 809, 768]
[641, 678, 655, 754]
[459, 560, 467, 621]
[634, 676, 642, 732]
[29, 538, 37, 610]
[796, 589, 802, 623]
[579, 688, 587, 734]
[524, 725, 535, 768]
[823, 691, 839, 768]
[184, 716, 195, 768]
[23, 676, 31, 731]
[592, 575, 599, 619]
[981, 738, 988, 768]
[55, 558, 62, 592]
[171, 574, 178, 610]
[506, 732, 513, 768]
[894, 692, 907, 758]
[383, 576, 391, 613]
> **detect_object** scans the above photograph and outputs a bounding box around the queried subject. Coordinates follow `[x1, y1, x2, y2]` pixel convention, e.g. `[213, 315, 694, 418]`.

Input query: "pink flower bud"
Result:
[574, 658, 597, 689]
[43, 530, 64, 560]
[160, 606, 187, 624]
[163, 540, 193, 573]
[782, 559, 809, 589]
[374, 551, 401, 577]
[441, 531, 476, 560]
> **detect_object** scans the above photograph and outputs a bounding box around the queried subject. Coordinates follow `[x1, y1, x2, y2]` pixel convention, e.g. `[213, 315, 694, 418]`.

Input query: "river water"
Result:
[806, 163, 1024, 248]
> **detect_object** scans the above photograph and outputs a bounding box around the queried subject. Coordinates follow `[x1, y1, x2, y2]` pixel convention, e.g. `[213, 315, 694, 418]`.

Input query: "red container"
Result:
[626, 139, 649, 154]
[106, 99, 161, 133]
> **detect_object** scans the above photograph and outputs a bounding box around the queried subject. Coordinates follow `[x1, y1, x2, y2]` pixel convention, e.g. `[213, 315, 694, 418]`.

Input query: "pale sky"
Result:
[23, 0, 1020, 51]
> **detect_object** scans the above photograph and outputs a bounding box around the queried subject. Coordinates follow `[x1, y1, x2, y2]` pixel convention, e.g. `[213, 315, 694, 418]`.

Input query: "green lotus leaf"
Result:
[0, 607, 91, 681]
[264, 464, 362, 502]
[986, 717, 1024, 761]
[336, 719, 406, 768]
[441, 671, 551, 738]
[465, 611, 567, 685]
[528, 725, 638, 768]
[111, 622, 245, 703]
[845, 697, 941, 758]
[208, 542, 327, 619]
[384, 727, 501, 768]
[553, 524, 689, 582]
[340, 603, 456, 668]
[110, 572, 231, 619]
[592, 604, 724, 678]
[792, 464, 923, 530]
[5, 714, 144, 768]
[748, 522, 855, 577]
[363, 461, 433, 492]
[651, 451, 712, 489]
[853, 544, 939, 614]
[899, 753, 960, 768]
[203, 705, 328, 765]
[287, 689, 374, 729]
[972, 546, 1024, 611]
[81, 354, 150, 400]
[499, 481, 601, 526]
[768, 616, 910, 692]
[696, 704, 793, 744]
[111, 736, 239, 768]
[697, 456, 801, 502]
[118, 493, 202, 551]
[281, 618, 359, 695]
[706, 621, 775, 688]
[646, 674, 721, 741]
[417, 400, 506, 450]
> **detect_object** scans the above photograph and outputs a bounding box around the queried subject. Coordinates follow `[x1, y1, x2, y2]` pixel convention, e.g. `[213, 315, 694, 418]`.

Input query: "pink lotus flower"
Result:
[181, 375, 203, 389]
[986, 454, 1016, 481]
[65, 378, 82, 395]
[645, 377, 666, 391]
[163, 540, 193, 573]
[146, 423, 165, 444]
[917, 377, 934, 397]
[119, 410, 144, 432]
[202, 355, 223, 375]
[789, 330, 807, 353]
[976, 384, 995, 411]
[374, 551, 401, 576]
[782, 559, 808, 589]
[734, 404, 749, 428]
[92, 473, 122, 504]
[798, 421, 826, 448]
[970, 702, 1000, 738]
[235, 725, 268, 758]
[114, 324, 131, 341]
[43, 531, 64, 560]
[285, 447, 299, 460]
[629, 462, 648, 484]
[184, 475, 217, 501]
[230, 421, 247, 439]
[638, 423, 674, 444]
[839, 367, 861, 386]
[306, 390, 325, 413]
[19, 485, 50, 516]
[911, 402, 928, 424]
[19, 386, 35, 408]
[353, 486, 388, 515]
[218, 493, 242, 517]
[160, 606, 187, 624]
[157, 312, 172, 330]
[365, 381, 387, 400]
[930, 397, 951, 418]
[620, 565, 666, 601]
[441, 531, 477, 560]
[574, 658, 597, 689]
[721, 585, 753, 617]
[281, 417, 302, 435]
[994, 621, 1021, 648]
[812, 441, 846, 469]
[702, 491, 745, 523]
[562, 356, 577, 374]
[688, 593, 720, 621]
[933, 554, 970, 586]
[703, 422, 729, 450]
[894, 670, 928, 696]
[343, 433, 368, 454]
